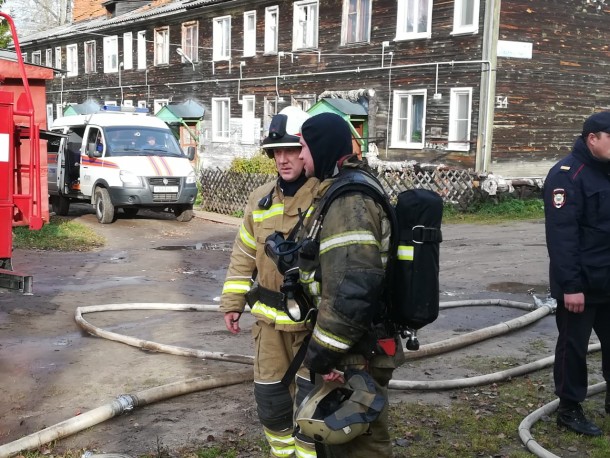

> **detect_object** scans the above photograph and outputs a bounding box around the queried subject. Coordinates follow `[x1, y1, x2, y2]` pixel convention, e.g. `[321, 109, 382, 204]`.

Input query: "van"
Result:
[48, 107, 198, 223]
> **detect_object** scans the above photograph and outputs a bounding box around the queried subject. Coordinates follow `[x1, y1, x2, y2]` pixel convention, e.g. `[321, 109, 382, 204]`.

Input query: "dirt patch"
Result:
[0, 210, 577, 456]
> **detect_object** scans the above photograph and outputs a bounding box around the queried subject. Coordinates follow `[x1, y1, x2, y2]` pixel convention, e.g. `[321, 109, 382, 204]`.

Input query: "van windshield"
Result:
[103, 127, 186, 157]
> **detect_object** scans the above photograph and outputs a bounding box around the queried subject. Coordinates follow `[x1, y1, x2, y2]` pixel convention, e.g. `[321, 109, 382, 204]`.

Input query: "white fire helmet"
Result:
[262, 106, 310, 157]
[294, 369, 386, 445]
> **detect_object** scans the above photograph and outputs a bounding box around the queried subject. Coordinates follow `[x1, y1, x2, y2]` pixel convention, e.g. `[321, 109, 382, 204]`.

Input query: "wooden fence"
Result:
[199, 167, 475, 216]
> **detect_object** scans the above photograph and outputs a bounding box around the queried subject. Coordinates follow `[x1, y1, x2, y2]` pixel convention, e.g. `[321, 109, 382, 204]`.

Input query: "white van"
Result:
[48, 107, 198, 223]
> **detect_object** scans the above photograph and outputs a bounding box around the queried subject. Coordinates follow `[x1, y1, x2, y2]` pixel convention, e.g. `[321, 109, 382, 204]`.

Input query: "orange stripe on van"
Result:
[147, 156, 162, 176]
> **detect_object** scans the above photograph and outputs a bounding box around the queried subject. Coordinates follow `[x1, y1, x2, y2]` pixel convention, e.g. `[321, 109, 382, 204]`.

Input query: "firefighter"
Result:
[220, 106, 319, 458]
[295, 112, 405, 457]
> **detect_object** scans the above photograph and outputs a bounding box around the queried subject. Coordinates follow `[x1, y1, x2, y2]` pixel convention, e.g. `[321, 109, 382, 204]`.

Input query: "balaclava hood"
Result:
[301, 113, 353, 180]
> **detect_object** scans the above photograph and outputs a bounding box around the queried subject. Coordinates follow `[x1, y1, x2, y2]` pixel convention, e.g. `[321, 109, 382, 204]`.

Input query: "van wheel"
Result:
[95, 187, 115, 224]
[175, 204, 194, 222]
[122, 208, 139, 218]
[51, 195, 70, 216]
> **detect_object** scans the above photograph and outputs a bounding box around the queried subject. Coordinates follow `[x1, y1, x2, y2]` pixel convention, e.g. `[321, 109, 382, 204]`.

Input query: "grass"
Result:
[12, 216, 105, 251]
[444, 197, 544, 224]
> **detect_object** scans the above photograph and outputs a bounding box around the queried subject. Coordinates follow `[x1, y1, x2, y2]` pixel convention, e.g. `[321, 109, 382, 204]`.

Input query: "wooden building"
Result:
[17, 0, 610, 176]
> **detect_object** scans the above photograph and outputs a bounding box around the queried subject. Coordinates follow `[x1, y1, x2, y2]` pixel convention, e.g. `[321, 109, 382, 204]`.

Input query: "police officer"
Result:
[544, 111, 610, 436]
[220, 106, 319, 458]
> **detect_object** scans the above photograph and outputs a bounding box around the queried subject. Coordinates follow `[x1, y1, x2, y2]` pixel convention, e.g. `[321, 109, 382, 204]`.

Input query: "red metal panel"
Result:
[0, 93, 15, 259]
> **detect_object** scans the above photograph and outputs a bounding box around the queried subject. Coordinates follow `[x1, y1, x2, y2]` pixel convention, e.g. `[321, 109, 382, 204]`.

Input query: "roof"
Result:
[319, 98, 368, 115]
[158, 99, 205, 120]
[63, 99, 101, 115]
[19, 0, 225, 45]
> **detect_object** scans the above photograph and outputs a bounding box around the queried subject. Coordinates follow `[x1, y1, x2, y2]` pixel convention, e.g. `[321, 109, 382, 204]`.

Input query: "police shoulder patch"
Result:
[552, 188, 566, 209]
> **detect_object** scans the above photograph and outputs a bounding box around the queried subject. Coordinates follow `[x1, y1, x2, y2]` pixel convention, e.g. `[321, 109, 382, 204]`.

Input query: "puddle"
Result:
[154, 241, 233, 252]
[487, 282, 549, 294]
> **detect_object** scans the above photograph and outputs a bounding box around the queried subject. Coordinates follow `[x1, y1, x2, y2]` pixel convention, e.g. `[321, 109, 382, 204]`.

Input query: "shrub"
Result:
[229, 153, 277, 174]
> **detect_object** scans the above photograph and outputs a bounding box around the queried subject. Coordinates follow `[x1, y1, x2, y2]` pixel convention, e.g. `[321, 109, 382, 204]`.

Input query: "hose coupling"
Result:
[531, 294, 557, 313]
[115, 394, 136, 413]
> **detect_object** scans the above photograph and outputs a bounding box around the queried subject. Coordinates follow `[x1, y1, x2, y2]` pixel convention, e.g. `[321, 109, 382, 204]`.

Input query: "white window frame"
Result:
[154, 27, 170, 66]
[293, 0, 319, 50]
[263, 97, 278, 134]
[104, 100, 117, 106]
[212, 97, 231, 142]
[342, 0, 371, 44]
[56, 103, 64, 117]
[241, 95, 255, 144]
[448, 87, 473, 151]
[243, 11, 256, 57]
[391, 89, 427, 149]
[138, 100, 147, 109]
[123, 32, 133, 70]
[213, 16, 231, 61]
[452, 0, 480, 35]
[122, 99, 134, 107]
[137, 30, 146, 70]
[54, 47, 62, 69]
[31, 51, 42, 65]
[153, 99, 169, 115]
[292, 95, 315, 111]
[103, 36, 119, 73]
[264, 6, 279, 54]
[45, 49, 53, 67]
[182, 21, 199, 62]
[66, 44, 78, 77]
[84, 40, 96, 74]
[46, 103, 54, 127]
[396, 0, 433, 41]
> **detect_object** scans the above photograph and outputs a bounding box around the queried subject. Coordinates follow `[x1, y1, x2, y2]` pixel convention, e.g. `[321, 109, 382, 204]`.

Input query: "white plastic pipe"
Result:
[0, 370, 253, 458]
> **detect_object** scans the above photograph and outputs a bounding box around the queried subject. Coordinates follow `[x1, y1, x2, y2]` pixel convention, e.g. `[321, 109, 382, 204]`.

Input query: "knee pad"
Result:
[295, 374, 315, 407]
[254, 381, 293, 431]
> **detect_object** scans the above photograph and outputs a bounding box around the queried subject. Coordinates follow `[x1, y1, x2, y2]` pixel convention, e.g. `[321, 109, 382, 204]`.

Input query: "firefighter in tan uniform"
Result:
[220, 107, 318, 458]
[295, 112, 404, 457]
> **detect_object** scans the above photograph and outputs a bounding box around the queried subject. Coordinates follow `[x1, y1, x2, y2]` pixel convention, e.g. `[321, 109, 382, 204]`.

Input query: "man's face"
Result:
[588, 132, 610, 161]
[299, 137, 315, 178]
[273, 147, 304, 182]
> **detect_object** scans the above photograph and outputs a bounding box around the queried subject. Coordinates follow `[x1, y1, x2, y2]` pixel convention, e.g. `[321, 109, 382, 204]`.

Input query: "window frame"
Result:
[66, 44, 78, 77]
[154, 27, 170, 66]
[45, 48, 53, 67]
[137, 30, 147, 70]
[84, 40, 96, 74]
[396, 0, 433, 41]
[342, 0, 371, 45]
[293, 0, 319, 50]
[241, 95, 256, 144]
[448, 87, 473, 151]
[212, 97, 231, 142]
[103, 36, 119, 73]
[452, 0, 480, 35]
[213, 16, 232, 61]
[243, 11, 257, 57]
[123, 32, 133, 70]
[391, 89, 427, 149]
[31, 50, 42, 65]
[264, 6, 279, 55]
[54, 46, 62, 69]
[182, 21, 199, 63]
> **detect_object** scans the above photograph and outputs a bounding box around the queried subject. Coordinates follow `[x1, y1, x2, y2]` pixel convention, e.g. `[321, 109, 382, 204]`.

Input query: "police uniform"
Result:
[220, 177, 319, 458]
[297, 156, 405, 457]
[544, 134, 610, 427]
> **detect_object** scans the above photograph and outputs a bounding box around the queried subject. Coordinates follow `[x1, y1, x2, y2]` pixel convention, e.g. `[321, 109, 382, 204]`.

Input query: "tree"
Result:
[0, 0, 13, 48]
[1, 0, 72, 41]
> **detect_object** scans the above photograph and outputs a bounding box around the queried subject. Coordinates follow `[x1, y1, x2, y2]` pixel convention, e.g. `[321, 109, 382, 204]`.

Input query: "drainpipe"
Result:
[476, 0, 501, 172]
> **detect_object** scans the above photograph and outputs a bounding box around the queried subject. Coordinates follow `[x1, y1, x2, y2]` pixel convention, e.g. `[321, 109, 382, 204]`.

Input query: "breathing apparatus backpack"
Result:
[306, 167, 443, 350]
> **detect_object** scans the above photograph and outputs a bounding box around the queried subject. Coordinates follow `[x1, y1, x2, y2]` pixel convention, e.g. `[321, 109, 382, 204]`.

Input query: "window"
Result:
[31, 51, 42, 65]
[154, 27, 170, 66]
[122, 100, 134, 107]
[137, 31, 146, 69]
[56, 103, 63, 118]
[55, 47, 62, 69]
[123, 32, 133, 70]
[45, 49, 52, 67]
[391, 89, 426, 148]
[137, 100, 147, 109]
[264, 6, 279, 54]
[241, 95, 255, 144]
[342, 0, 371, 44]
[263, 97, 278, 134]
[103, 36, 118, 73]
[396, 0, 432, 40]
[243, 11, 256, 57]
[153, 98, 169, 115]
[448, 88, 472, 151]
[292, 95, 316, 111]
[46, 104, 54, 127]
[213, 16, 231, 61]
[23, 53, 27, 62]
[182, 21, 199, 62]
[104, 100, 117, 106]
[66, 44, 78, 76]
[453, 0, 479, 35]
[293, 0, 319, 50]
[85, 41, 96, 74]
[212, 97, 230, 142]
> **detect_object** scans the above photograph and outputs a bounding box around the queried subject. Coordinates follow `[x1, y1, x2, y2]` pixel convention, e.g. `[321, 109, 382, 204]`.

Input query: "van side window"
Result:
[86, 128, 106, 157]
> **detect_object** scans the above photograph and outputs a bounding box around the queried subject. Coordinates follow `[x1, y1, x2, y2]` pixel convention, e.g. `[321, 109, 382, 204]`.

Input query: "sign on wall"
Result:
[497, 40, 533, 59]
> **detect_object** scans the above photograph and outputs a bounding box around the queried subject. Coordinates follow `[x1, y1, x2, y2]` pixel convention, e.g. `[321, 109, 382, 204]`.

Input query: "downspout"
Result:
[476, 0, 501, 172]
